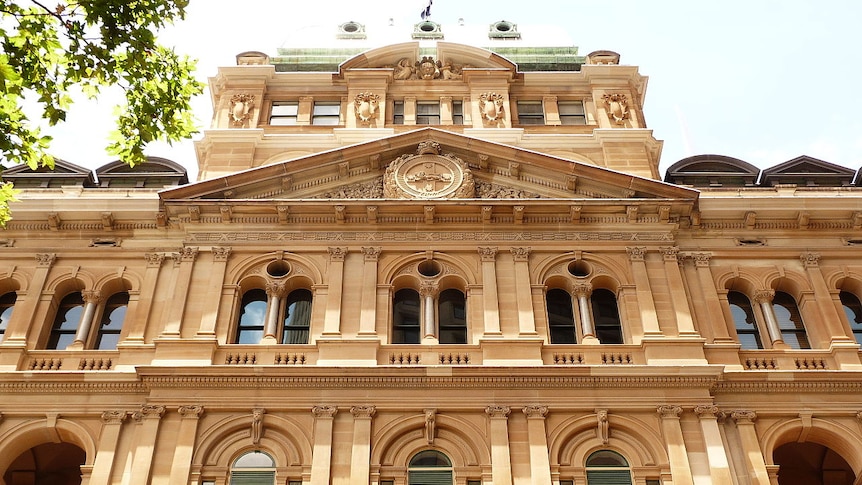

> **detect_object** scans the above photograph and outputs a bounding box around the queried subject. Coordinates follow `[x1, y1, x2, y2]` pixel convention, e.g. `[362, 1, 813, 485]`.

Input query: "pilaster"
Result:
[310, 405, 338, 485]
[126, 405, 166, 485]
[731, 410, 770, 485]
[161, 247, 199, 337]
[627, 247, 661, 336]
[485, 405, 513, 485]
[656, 405, 693, 485]
[522, 405, 552, 485]
[478, 247, 502, 337]
[694, 405, 732, 483]
[169, 405, 205, 485]
[322, 247, 346, 337]
[511, 248, 537, 336]
[349, 405, 376, 485]
[358, 247, 381, 336]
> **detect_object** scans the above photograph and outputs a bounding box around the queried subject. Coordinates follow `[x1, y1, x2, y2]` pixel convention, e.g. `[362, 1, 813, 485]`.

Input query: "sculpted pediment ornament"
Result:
[392, 56, 464, 80]
[384, 142, 474, 199]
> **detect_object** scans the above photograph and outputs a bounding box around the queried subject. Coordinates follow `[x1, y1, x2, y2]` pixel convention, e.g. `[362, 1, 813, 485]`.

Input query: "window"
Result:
[417, 102, 440, 124]
[438, 289, 467, 344]
[94, 292, 129, 350]
[393, 289, 421, 344]
[0, 291, 15, 342]
[559, 101, 586, 125]
[591, 289, 623, 344]
[408, 450, 453, 485]
[236, 289, 267, 344]
[235, 288, 312, 345]
[312, 101, 341, 125]
[585, 450, 632, 485]
[48, 293, 84, 350]
[452, 100, 463, 125]
[728, 291, 762, 349]
[516, 101, 544, 125]
[230, 451, 275, 485]
[547, 288, 576, 344]
[283, 289, 312, 344]
[840, 291, 862, 344]
[393, 101, 405, 125]
[270, 101, 298, 125]
[772, 291, 809, 349]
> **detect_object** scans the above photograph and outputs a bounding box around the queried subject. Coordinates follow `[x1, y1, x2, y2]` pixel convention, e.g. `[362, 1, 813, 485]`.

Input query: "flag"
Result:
[420, 0, 432, 20]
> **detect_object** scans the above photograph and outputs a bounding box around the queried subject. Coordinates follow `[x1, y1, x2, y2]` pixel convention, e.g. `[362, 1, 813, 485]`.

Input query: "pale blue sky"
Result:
[39, 0, 862, 179]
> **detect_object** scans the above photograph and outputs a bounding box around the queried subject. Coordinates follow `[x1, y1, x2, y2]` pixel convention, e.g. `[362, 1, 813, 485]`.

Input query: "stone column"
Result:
[89, 411, 127, 485]
[168, 405, 204, 485]
[403, 96, 417, 125]
[657, 405, 693, 485]
[485, 406, 513, 485]
[523, 405, 552, 485]
[4, 253, 55, 344]
[801, 252, 851, 343]
[197, 247, 231, 336]
[322, 248, 346, 337]
[161, 247, 199, 337]
[731, 410, 770, 485]
[543, 95, 560, 125]
[573, 283, 596, 342]
[626, 247, 662, 336]
[125, 253, 164, 343]
[440, 96, 454, 125]
[358, 248, 381, 337]
[478, 247, 502, 337]
[263, 282, 286, 343]
[692, 253, 734, 342]
[126, 405, 166, 485]
[511, 248, 537, 336]
[70, 290, 101, 348]
[754, 290, 783, 345]
[310, 405, 338, 485]
[694, 405, 732, 484]
[420, 283, 438, 342]
[349, 405, 376, 485]
[660, 247, 697, 336]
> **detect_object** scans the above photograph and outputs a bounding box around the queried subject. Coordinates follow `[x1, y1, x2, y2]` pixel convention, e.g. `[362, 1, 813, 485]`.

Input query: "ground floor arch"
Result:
[774, 442, 856, 485]
[2, 442, 86, 485]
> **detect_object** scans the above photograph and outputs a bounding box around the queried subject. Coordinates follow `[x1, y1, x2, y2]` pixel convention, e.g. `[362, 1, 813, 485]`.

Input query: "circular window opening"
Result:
[342, 22, 359, 33]
[420, 21, 436, 32]
[567, 260, 592, 278]
[266, 260, 291, 278]
[494, 21, 512, 32]
[418, 260, 442, 277]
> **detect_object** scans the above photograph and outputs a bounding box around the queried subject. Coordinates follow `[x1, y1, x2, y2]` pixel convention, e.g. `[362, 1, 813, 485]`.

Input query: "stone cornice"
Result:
[187, 230, 675, 244]
[712, 378, 862, 394]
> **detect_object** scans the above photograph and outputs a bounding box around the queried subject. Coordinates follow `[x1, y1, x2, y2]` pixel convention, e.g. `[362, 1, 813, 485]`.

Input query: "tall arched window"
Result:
[438, 289, 467, 344]
[591, 289, 623, 344]
[773, 291, 809, 349]
[547, 288, 576, 344]
[230, 450, 275, 485]
[728, 291, 762, 349]
[0, 291, 16, 342]
[94, 292, 129, 350]
[408, 450, 453, 485]
[236, 289, 267, 344]
[48, 292, 84, 350]
[839, 291, 862, 344]
[393, 289, 421, 344]
[283, 289, 312, 344]
[585, 450, 632, 485]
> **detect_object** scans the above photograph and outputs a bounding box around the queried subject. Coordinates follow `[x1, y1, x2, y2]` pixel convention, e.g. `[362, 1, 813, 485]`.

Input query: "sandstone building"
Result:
[1, 18, 862, 485]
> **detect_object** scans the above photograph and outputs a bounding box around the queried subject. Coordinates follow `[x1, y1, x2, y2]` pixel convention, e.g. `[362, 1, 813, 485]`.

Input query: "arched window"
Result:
[547, 288, 576, 344]
[48, 292, 84, 350]
[773, 291, 810, 349]
[839, 291, 862, 344]
[0, 291, 16, 342]
[591, 289, 623, 344]
[728, 291, 762, 349]
[236, 289, 267, 344]
[94, 292, 129, 350]
[393, 289, 421, 344]
[585, 450, 632, 485]
[283, 289, 312, 344]
[408, 450, 453, 485]
[230, 450, 275, 485]
[438, 289, 467, 344]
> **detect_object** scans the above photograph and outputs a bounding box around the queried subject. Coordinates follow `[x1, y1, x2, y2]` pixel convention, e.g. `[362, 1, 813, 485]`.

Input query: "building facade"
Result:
[1, 19, 862, 485]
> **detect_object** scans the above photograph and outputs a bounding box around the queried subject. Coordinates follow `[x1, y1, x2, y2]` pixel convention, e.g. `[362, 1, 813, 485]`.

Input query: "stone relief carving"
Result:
[312, 178, 384, 199]
[479, 92, 505, 126]
[384, 142, 475, 199]
[354, 92, 380, 123]
[602, 93, 629, 124]
[475, 181, 541, 199]
[229, 93, 255, 127]
[391, 56, 463, 80]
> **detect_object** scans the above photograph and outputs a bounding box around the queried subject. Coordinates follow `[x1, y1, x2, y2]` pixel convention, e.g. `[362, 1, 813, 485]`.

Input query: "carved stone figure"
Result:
[229, 93, 255, 127]
[439, 61, 463, 80]
[354, 92, 380, 123]
[602, 93, 629, 124]
[393, 58, 414, 80]
[416, 56, 440, 80]
[479, 92, 505, 126]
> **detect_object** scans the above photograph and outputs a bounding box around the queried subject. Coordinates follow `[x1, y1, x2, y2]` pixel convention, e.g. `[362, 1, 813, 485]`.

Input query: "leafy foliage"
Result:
[0, 0, 203, 225]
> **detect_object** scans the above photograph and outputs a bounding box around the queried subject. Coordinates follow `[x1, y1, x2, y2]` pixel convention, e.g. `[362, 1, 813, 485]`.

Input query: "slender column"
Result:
[349, 406, 376, 485]
[801, 252, 851, 343]
[692, 253, 734, 342]
[4, 253, 55, 344]
[322, 248, 346, 337]
[573, 283, 595, 341]
[731, 410, 770, 485]
[161, 247, 199, 337]
[485, 406, 513, 485]
[359, 248, 381, 336]
[263, 282, 286, 343]
[478, 248, 502, 336]
[197, 247, 231, 336]
[522, 405, 552, 485]
[754, 290, 783, 345]
[657, 405, 693, 485]
[694, 405, 732, 484]
[626, 247, 662, 336]
[89, 411, 128, 485]
[167, 406, 204, 484]
[511, 248, 537, 336]
[420, 283, 438, 341]
[310, 405, 338, 485]
[70, 290, 101, 348]
[126, 405, 166, 485]
[125, 253, 164, 343]
[660, 247, 697, 336]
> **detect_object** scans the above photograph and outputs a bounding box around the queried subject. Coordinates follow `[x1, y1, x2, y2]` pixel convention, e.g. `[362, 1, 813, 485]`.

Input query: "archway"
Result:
[3, 442, 85, 485]
[774, 442, 855, 485]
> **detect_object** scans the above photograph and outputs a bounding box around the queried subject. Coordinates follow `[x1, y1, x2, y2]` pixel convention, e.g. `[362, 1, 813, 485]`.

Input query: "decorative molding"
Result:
[485, 405, 511, 418]
[100, 410, 127, 425]
[179, 405, 204, 418]
[730, 410, 756, 423]
[36, 253, 56, 267]
[361, 246, 382, 261]
[351, 405, 377, 419]
[212, 247, 232, 262]
[510, 247, 531, 262]
[694, 405, 721, 418]
[800, 252, 820, 268]
[252, 408, 265, 444]
[133, 405, 166, 421]
[328, 247, 348, 261]
[753, 289, 774, 304]
[657, 405, 682, 418]
[312, 405, 338, 418]
[145, 253, 165, 267]
[188, 231, 675, 243]
[478, 247, 498, 262]
[523, 405, 549, 418]
[626, 246, 646, 261]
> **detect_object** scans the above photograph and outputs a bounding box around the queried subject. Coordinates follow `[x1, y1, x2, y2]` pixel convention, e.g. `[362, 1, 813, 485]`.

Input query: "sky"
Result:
[35, 0, 862, 180]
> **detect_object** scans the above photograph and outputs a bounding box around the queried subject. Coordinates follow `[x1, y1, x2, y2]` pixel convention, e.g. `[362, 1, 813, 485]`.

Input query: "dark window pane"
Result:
[393, 101, 404, 124]
[559, 101, 587, 125]
[452, 101, 463, 125]
[393, 289, 421, 344]
[591, 289, 623, 344]
[48, 292, 84, 350]
[95, 292, 129, 350]
[547, 288, 576, 344]
[283, 289, 312, 344]
[0, 292, 16, 339]
[438, 288, 467, 344]
[236, 289, 267, 344]
[417, 102, 440, 124]
[773, 291, 809, 349]
[517, 101, 545, 125]
[410, 450, 452, 467]
[840, 291, 862, 344]
[728, 291, 762, 349]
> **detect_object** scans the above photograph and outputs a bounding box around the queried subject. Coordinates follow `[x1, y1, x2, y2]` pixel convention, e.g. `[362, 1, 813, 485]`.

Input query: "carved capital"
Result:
[657, 405, 683, 418]
[731, 410, 756, 423]
[694, 405, 721, 418]
[36, 253, 56, 267]
[145, 253, 165, 267]
[265, 282, 287, 298]
[693, 252, 712, 267]
[361, 247, 381, 262]
[419, 283, 438, 298]
[626, 246, 646, 261]
[312, 405, 338, 418]
[485, 405, 511, 418]
[478, 247, 498, 262]
[753, 289, 775, 304]
[133, 405, 166, 421]
[81, 290, 102, 304]
[522, 405, 548, 419]
[350, 405, 377, 418]
[101, 410, 127, 424]
[510, 247, 531, 262]
[659, 246, 679, 262]
[212, 247, 232, 262]
[800, 252, 821, 268]
[176, 247, 199, 263]
[328, 247, 347, 262]
[572, 283, 593, 298]
[179, 405, 204, 418]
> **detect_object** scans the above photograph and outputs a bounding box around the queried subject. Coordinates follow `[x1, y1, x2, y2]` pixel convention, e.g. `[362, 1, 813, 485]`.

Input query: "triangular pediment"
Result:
[1, 158, 96, 187]
[761, 155, 855, 187]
